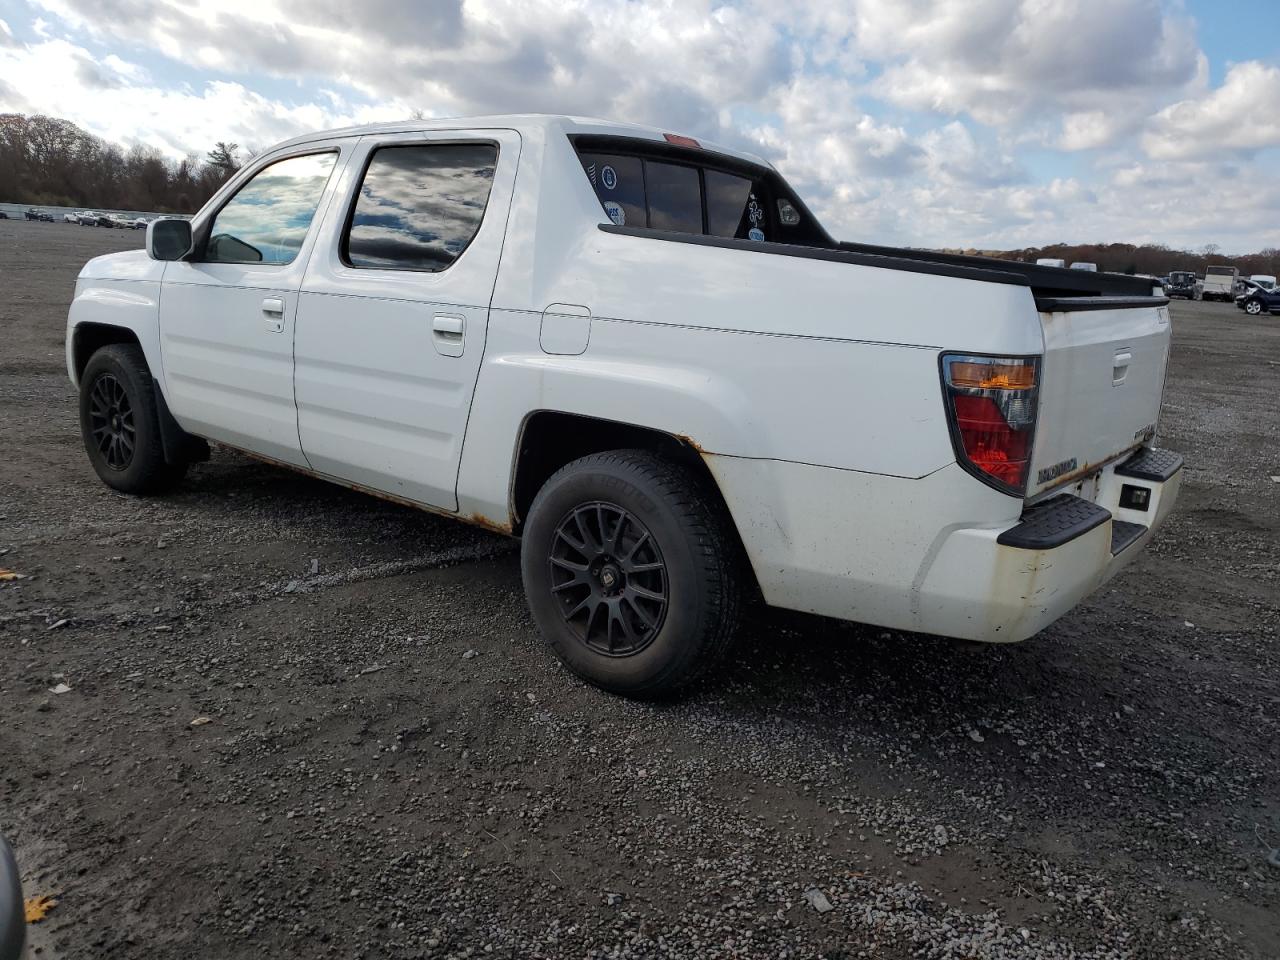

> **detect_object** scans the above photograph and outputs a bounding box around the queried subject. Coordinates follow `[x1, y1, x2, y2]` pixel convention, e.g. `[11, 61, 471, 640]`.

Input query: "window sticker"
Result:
[777, 198, 801, 226]
[587, 162, 597, 185]
[747, 195, 764, 228]
[748, 227, 765, 241]
[601, 165, 618, 190]
[603, 200, 625, 225]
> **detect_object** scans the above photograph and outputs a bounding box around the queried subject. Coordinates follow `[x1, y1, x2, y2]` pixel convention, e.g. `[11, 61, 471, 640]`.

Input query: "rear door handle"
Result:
[432, 313, 465, 357]
[262, 296, 285, 333]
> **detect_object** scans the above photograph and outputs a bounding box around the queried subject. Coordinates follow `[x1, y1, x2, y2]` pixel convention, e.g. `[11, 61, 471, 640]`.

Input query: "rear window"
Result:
[1206, 266, 1235, 276]
[645, 161, 701, 233]
[577, 148, 781, 242]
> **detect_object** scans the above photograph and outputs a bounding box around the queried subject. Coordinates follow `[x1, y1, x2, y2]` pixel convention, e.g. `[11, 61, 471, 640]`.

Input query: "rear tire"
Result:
[521, 450, 743, 698]
[79, 344, 187, 494]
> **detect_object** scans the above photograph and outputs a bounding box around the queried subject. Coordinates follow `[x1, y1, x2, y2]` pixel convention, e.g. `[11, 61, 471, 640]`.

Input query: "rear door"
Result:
[293, 129, 520, 510]
[158, 148, 347, 466]
[1028, 301, 1171, 498]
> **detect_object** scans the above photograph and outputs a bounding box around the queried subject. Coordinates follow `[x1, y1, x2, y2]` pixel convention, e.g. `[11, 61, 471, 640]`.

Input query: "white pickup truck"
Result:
[65, 115, 1183, 696]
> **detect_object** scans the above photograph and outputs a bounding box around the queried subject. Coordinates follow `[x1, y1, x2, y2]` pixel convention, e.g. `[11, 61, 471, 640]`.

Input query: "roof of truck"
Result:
[269, 113, 771, 169]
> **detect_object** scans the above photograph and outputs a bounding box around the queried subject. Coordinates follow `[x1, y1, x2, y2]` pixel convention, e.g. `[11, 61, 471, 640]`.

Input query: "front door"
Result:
[158, 149, 347, 467]
[293, 129, 521, 510]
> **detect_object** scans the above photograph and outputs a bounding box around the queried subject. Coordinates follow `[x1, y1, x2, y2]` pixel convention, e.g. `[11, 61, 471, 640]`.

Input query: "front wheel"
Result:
[1245, 299, 1263, 315]
[79, 344, 187, 494]
[521, 450, 744, 698]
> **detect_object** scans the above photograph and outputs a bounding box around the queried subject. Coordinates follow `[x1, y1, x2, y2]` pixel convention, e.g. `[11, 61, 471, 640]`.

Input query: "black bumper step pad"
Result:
[1115, 447, 1184, 482]
[1110, 520, 1147, 556]
[997, 494, 1112, 550]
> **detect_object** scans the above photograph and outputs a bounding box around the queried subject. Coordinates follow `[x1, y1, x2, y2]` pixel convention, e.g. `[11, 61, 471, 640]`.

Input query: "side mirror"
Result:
[0, 837, 23, 960]
[147, 218, 193, 261]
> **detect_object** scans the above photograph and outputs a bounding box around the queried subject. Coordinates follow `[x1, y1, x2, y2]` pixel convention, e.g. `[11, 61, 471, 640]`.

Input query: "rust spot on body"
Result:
[674, 433, 709, 456]
[466, 513, 515, 536]
[223, 444, 515, 535]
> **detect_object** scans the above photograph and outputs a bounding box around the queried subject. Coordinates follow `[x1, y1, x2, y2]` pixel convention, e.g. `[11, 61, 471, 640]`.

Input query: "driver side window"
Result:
[204, 152, 338, 265]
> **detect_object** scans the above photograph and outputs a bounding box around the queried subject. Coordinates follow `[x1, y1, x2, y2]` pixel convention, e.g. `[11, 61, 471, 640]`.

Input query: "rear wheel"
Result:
[79, 344, 187, 494]
[521, 450, 743, 698]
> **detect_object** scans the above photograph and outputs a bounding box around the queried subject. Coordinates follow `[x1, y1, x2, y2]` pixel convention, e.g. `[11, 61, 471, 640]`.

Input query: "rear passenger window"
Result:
[645, 161, 701, 233]
[344, 142, 497, 271]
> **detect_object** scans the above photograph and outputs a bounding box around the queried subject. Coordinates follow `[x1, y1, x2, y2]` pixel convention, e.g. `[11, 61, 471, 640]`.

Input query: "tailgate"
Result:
[1029, 297, 1171, 498]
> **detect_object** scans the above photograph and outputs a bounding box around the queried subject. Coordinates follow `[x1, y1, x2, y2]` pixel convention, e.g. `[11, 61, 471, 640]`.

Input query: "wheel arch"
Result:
[71, 322, 144, 383]
[505, 410, 759, 598]
[72, 325, 208, 467]
[510, 410, 706, 529]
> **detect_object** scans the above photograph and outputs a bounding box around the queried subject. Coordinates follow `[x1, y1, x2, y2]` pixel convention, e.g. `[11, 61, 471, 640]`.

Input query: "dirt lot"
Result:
[1, 218, 1277, 959]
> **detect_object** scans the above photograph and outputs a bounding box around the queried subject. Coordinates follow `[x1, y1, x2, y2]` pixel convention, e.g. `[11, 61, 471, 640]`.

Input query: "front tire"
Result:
[1245, 299, 1263, 315]
[79, 344, 187, 494]
[521, 450, 744, 698]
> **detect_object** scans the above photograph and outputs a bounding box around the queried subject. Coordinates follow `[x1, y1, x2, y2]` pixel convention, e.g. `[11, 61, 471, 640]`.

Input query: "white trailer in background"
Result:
[1203, 265, 1238, 301]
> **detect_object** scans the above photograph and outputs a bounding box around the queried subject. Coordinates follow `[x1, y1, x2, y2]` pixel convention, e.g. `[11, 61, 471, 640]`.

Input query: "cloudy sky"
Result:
[1, 0, 1278, 251]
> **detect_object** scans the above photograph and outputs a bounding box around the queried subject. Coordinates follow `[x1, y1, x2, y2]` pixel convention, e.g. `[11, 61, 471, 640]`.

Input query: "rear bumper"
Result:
[913, 447, 1183, 642]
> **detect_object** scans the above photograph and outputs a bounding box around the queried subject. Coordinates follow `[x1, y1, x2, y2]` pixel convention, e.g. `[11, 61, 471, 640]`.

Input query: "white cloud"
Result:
[0, 38, 409, 157]
[1143, 61, 1280, 160]
[851, 0, 1201, 138]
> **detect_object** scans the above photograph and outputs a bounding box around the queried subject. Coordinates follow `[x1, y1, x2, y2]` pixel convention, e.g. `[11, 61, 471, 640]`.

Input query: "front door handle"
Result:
[432, 313, 465, 357]
[262, 297, 286, 333]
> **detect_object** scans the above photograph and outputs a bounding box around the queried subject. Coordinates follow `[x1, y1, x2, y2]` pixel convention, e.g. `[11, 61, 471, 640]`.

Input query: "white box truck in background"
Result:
[1203, 265, 1238, 301]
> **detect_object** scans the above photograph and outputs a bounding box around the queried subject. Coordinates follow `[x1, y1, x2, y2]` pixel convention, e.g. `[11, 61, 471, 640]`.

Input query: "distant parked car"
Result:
[25, 207, 53, 222]
[1035, 258, 1066, 268]
[0, 210, 7, 219]
[1235, 278, 1266, 299]
[1070, 262, 1098, 272]
[1248, 274, 1276, 291]
[1236, 286, 1280, 316]
[95, 213, 117, 228]
[107, 215, 134, 229]
[1166, 271, 1200, 299]
[76, 211, 98, 226]
[131, 216, 149, 230]
[62, 212, 79, 224]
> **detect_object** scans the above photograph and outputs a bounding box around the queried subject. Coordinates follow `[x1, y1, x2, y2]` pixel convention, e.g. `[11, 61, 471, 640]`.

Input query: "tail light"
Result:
[941, 354, 1040, 496]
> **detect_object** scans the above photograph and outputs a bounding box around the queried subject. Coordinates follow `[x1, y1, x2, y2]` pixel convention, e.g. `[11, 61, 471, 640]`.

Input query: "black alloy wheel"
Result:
[79, 343, 187, 494]
[521, 449, 745, 698]
[548, 501, 669, 657]
[87, 372, 136, 470]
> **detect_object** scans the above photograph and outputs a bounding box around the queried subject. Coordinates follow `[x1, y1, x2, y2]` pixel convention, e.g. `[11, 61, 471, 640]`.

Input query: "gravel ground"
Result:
[1, 218, 1277, 959]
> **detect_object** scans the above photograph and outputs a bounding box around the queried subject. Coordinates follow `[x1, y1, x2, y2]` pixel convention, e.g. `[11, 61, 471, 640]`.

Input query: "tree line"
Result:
[0, 113, 245, 213]
[957, 241, 1280, 278]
